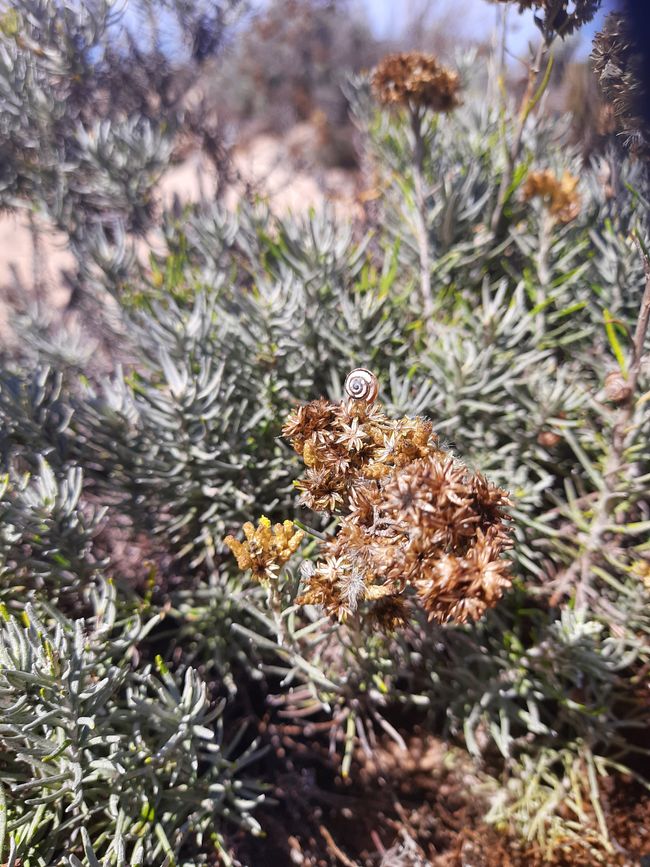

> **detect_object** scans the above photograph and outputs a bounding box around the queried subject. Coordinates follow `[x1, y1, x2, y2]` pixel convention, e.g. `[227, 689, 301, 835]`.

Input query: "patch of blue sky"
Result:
[359, 0, 620, 59]
[110, 0, 620, 65]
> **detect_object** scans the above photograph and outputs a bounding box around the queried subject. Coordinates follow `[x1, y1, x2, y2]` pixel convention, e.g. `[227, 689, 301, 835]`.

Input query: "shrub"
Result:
[1, 0, 649, 863]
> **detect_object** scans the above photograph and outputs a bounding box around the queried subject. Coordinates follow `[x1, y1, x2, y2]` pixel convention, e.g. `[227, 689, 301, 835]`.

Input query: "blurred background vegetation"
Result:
[0, 0, 622, 338]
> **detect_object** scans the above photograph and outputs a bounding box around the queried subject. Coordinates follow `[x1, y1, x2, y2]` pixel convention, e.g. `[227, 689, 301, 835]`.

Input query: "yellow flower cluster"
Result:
[522, 169, 581, 223]
[631, 559, 650, 591]
[224, 517, 304, 583]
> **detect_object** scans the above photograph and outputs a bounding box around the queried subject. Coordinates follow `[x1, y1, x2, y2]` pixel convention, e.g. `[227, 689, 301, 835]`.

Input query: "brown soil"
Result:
[229, 726, 650, 867]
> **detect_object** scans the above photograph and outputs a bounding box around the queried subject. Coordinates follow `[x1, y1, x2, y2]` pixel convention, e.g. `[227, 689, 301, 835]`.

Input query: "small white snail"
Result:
[344, 368, 379, 403]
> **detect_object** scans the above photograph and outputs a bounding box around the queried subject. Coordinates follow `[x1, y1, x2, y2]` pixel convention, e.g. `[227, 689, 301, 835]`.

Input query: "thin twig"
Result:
[498, 3, 508, 76]
[370, 829, 387, 856]
[319, 824, 359, 867]
[535, 209, 554, 332]
[29, 209, 44, 305]
[490, 39, 553, 237]
[293, 519, 329, 542]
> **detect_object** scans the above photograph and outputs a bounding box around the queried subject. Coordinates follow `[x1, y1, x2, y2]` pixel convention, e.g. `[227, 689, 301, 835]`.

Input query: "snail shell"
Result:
[344, 368, 379, 403]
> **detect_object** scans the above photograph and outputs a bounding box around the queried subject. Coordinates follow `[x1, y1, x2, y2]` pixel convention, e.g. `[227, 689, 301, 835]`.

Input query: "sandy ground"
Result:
[0, 129, 358, 346]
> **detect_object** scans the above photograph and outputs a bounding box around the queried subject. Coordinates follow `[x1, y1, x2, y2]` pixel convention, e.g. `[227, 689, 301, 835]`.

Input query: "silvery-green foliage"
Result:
[72, 289, 295, 566]
[588, 162, 649, 325]
[0, 367, 72, 471]
[0, 1, 170, 229]
[164, 567, 266, 695]
[57, 116, 173, 240]
[423, 604, 649, 762]
[70, 204, 422, 566]
[0, 459, 105, 605]
[13, 307, 102, 375]
[348, 62, 509, 296]
[0, 594, 264, 866]
[0, 0, 236, 264]
[0, 0, 113, 206]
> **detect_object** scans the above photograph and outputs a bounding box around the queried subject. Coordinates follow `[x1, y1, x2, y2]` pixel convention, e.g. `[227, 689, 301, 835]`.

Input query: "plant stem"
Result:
[490, 39, 553, 238]
[409, 105, 435, 328]
[537, 211, 553, 285]
[293, 518, 328, 542]
[267, 581, 287, 646]
[29, 208, 44, 305]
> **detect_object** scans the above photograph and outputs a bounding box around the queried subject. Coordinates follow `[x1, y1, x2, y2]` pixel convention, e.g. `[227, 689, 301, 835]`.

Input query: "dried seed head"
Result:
[490, 0, 601, 38]
[281, 387, 513, 629]
[344, 368, 379, 403]
[283, 397, 441, 514]
[591, 13, 648, 159]
[604, 371, 632, 405]
[371, 52, 461, 112]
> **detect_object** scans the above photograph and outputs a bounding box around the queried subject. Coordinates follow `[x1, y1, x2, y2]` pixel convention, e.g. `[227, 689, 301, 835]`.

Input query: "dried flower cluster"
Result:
[522, 169, 581, 223]
[282, 392, 512, 628]
[491, 0, 601, 38]
[225, 517, 304, 583]
[371, 52, 461, 112]
[591, 13, 648, 159]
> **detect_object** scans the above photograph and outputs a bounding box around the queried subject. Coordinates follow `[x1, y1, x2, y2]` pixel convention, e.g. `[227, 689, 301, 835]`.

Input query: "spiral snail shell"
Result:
[344, 368, 379, 403]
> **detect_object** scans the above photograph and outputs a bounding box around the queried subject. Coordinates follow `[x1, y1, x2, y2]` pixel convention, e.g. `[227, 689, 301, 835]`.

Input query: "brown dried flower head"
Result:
[283, 392, 442, 513]
[522, 169, 581, 223]
[490, 0, 601, 38]
[280, 372, 513, 630]
[371, 52, 461, 112]
[224, 517, 304, 584]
